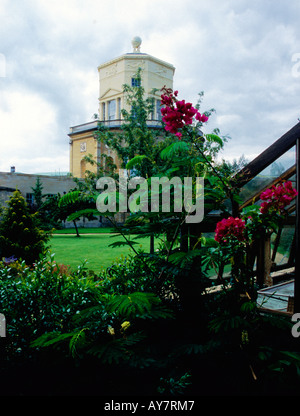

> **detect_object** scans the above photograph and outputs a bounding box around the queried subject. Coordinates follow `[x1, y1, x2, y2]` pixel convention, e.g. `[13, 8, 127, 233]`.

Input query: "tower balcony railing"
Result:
[69, 119, 163, 134]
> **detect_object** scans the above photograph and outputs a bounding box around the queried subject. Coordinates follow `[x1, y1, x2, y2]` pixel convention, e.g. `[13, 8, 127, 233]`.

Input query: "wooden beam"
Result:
[233, 122, 300, 188]
[238, 164, 296, 211]
[294, 137, 300, 313]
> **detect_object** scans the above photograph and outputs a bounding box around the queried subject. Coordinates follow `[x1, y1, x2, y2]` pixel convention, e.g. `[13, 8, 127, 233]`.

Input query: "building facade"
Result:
[0, 171, 75, 206]
[69, 37, 175, 178]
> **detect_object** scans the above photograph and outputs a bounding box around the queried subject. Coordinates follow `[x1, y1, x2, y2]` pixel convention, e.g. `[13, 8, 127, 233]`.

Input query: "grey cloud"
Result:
[0, 0, 299, 173]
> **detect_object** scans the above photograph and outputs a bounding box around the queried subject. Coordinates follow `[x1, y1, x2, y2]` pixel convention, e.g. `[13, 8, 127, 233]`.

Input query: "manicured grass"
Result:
[49, 233, 153, 273]
[53, 227, 115, 234]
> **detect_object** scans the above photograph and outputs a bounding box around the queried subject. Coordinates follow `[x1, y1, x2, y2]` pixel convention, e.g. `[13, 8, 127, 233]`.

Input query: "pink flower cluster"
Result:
[215, 216, 246, 244]
[259, 181, 298, 214]
[160, 87, 208, 139]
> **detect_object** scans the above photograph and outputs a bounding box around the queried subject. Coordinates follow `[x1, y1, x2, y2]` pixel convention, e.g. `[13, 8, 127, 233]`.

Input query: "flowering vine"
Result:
[160, 86, 208, 139]
[259, 181, 298, 214]
[215, 216, 246, 244]
[211, 181, 296, 300]
[215, 180, 298, 245]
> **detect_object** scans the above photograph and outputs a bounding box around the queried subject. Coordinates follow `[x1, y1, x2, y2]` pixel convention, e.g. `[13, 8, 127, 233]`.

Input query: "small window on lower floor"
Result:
[131, 77, 141, 87]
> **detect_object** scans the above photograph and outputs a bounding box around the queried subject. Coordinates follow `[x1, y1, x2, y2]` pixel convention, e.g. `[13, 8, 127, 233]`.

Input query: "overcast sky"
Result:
[0, 0, 299, 174]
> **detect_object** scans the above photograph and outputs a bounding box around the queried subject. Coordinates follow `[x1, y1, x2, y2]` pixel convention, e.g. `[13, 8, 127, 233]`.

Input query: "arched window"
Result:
[80, 159, 86, 177]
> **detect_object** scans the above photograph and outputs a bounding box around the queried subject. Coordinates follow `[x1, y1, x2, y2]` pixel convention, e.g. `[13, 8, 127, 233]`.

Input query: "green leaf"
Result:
[279, 351, 300, 363]
[106, 292, 161, 319]
[241, 204, 260, 216]
[67, 208, 101, 221]
[126, 155, 148, 169]
[58, 191, 81, 207]
[168, 250, 202, 266]
[69, 328, 88, 358]
[205, 133, 223, 146]
[108, 240, 138, 248]
[31, 331, 74, 348]
[160, 142, 189, 160]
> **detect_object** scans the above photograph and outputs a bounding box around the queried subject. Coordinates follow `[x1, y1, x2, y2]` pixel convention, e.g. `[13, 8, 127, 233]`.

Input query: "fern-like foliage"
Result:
[58, 191, 82, 207]
[208, 313, 246, 334]
[108, 240, 138, 248]
[126, 155, 149, 170]
[69, 328, 89, 358]
[105, 292, 173, 320]
[160, 142, 190, 161]
[31, 290, 174, 367]
[31, 328, 91, 357]
[168, 250, 202, 266]
[67, 208, 101, 222]
[30, 330, 78, 350]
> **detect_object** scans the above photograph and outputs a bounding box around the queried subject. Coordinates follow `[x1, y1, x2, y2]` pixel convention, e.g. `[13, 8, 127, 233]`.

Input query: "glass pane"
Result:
[239, 146, 296, 205]
[272, 225, 295, 266]
[108, 100, 116, 120]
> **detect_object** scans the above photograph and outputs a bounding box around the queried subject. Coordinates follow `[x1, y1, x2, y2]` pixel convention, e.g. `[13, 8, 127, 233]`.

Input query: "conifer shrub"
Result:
[0, 190, 49, 264]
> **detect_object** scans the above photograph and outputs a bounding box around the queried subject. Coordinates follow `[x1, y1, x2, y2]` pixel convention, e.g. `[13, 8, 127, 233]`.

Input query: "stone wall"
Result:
[0, 187, 15, 207]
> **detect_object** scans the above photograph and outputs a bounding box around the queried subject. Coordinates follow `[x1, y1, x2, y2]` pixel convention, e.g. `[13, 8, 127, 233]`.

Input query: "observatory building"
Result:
[69, 37, 175, 178]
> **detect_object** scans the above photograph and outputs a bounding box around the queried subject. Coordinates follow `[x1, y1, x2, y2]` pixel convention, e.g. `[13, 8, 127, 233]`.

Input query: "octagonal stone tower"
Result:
[69, 37, 175, 178]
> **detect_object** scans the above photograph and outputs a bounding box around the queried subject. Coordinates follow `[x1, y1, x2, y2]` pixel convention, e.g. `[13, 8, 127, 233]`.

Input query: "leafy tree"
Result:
[0, 190, 49, 264]
[57, 190, 101, 237]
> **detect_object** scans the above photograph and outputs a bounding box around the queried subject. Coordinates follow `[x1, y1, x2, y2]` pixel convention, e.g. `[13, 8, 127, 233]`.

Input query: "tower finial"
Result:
[131, 36, 142, 53]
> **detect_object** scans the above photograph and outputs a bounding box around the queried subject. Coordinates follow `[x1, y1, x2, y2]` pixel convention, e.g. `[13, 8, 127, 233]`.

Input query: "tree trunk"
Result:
[73, 220, 80, 237]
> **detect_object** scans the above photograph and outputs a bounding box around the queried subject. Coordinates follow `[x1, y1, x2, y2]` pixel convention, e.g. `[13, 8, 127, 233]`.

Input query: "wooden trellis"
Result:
[233, 122, 300, 313]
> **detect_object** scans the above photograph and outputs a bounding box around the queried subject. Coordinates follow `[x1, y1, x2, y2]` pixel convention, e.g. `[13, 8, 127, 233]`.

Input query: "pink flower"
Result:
[196, 112, 208, 123]
[160, 87, 209, 138]
[260, 201, 270, 214]
[259, 181, 298, 214]
[215, 217, 246, 243]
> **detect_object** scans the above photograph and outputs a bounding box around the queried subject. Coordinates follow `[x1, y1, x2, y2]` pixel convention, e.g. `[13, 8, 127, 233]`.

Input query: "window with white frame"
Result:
[108, 99, 116, 120]
[118, 97, 121, 119]
[156, 99, 162, 120]
[102, 102, 106, 121]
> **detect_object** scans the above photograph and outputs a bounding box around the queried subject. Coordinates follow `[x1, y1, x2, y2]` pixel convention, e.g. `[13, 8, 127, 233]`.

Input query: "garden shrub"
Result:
[0, 254, 181, 395]
[0, 256, 99, 361]
[0, 190, 49, 264]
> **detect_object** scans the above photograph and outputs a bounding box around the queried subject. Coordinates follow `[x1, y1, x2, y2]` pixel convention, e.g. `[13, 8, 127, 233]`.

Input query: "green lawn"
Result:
[48, 233, 154, 273]
[53, 227, 115, 234]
